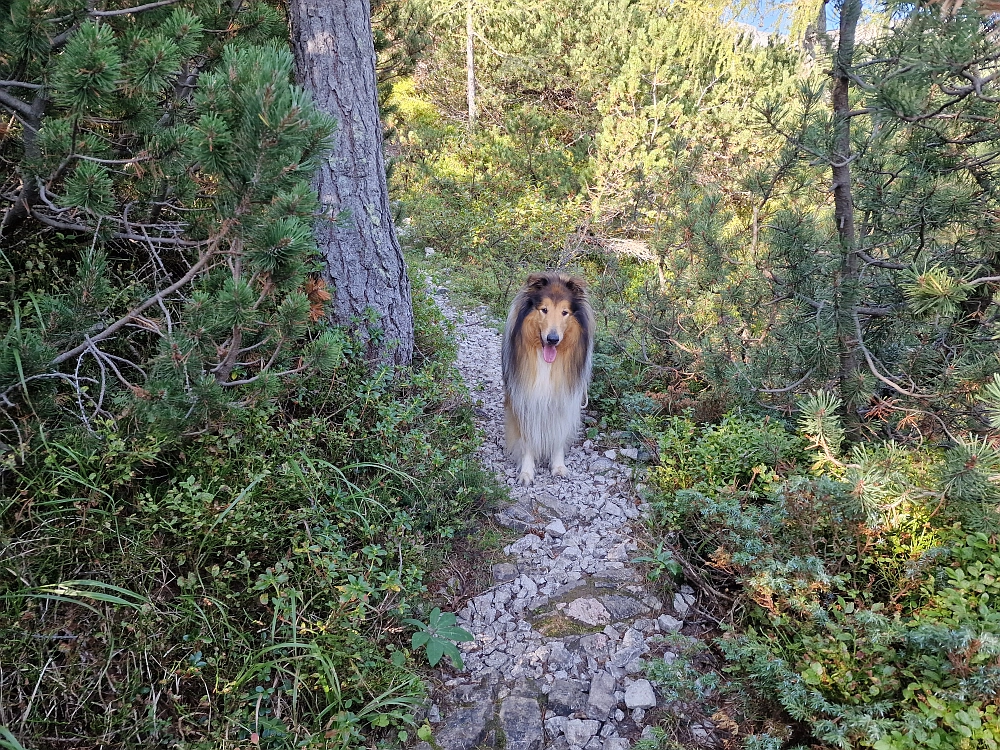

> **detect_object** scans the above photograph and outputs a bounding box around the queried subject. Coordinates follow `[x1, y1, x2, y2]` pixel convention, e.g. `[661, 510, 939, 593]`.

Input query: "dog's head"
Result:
[522, 273, 588, 363]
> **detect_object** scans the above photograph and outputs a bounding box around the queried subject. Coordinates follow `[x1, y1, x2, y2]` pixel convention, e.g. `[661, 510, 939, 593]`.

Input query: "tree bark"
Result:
[0, 91, 46, 234]
[288, 0, 414, 366]
[466, 0, 476, 130]
[831, 0, 862, 427]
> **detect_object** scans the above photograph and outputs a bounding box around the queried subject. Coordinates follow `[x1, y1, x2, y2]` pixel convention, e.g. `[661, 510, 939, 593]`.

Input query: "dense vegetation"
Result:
[2, 0, 999, 747]
[391, 0, 1000, 747]
[0, 0, 495, 746]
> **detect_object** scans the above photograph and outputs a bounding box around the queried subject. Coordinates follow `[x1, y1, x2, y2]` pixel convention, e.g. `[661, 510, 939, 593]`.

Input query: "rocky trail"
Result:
[418, 288, 710, 750]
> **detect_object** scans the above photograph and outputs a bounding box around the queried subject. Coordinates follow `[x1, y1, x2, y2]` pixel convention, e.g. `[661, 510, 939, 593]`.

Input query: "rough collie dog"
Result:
[502, 273, 594, 485]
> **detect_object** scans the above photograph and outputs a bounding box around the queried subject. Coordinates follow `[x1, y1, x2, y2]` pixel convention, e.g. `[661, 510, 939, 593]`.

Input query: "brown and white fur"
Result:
[502, 273, 594, 485]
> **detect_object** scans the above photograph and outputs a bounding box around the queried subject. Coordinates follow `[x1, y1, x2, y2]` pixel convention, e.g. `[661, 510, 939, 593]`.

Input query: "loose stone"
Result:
[657, 614, 683, 633]
[564, 719, 601, 747]
[546, 518, 568, 537]
[624, 679, 656, 710]
[586, 672, 617, 721]
[673, 591, 696, 617]
[547, 679, 587, 716]
[500, 696, 544, 750]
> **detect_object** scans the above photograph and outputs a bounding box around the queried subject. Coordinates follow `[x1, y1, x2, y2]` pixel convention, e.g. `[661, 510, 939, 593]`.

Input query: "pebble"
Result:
[673, 591, 696, 617]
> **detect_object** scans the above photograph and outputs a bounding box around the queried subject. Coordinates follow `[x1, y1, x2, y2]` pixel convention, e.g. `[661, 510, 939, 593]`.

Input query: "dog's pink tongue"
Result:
[543, 345, 557, 364]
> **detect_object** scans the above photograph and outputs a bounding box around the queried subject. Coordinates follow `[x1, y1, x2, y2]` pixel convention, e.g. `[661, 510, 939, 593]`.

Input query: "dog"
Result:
[501, 273, 594, 485]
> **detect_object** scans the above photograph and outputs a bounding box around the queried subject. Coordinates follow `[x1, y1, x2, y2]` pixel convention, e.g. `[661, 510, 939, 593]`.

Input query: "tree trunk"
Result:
[288, 0, 414, 366]
[831, 0, 862, 427]
[466, 0, 476, 130]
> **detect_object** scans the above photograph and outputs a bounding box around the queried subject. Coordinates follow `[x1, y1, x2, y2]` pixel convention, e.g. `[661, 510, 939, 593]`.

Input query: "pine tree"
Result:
[0, 0, 341, 429]
[752, 1, 1000, 434]
[641, 2, 1000, 438]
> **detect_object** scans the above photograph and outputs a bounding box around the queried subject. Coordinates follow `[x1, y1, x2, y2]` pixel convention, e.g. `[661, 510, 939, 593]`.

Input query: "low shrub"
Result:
[0, 287, 501, 747]
[640, 408, 1000, 749]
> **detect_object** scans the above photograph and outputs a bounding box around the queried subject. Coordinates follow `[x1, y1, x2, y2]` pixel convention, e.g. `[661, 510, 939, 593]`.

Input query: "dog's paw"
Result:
[517, 469, 535, 485]
[551, 464, 568, 478]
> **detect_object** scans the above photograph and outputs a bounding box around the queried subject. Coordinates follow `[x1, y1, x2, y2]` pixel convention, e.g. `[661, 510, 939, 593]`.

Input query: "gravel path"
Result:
[419, 289, 702, 750]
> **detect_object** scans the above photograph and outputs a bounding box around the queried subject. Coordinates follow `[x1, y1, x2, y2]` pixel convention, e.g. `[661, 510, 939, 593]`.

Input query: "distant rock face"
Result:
[420, 287, 707, 749]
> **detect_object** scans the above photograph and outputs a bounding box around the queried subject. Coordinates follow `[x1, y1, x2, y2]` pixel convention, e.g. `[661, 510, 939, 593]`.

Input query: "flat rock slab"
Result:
[599, 594, 650, 621]
[499, 696, 543, 750]
[565, 597, 612, 626]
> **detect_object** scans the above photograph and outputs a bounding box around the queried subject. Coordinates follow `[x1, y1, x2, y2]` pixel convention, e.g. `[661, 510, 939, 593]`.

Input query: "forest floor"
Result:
[417, 281, 718, 750]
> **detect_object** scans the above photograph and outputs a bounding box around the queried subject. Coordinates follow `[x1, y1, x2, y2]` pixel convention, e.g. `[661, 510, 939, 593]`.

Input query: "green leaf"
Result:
[442, 642, 464, 670]
[435, 625, 475, 643]
[0, 726, 28, 750]
[425, 638, 444, 667]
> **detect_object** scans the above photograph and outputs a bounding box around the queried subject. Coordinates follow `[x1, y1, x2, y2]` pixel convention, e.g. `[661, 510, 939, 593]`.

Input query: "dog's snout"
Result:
[545, 332, 560, 346]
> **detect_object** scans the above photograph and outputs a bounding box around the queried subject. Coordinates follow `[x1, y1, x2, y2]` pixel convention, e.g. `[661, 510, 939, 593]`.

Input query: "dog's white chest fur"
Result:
[508, 352, 584, 463]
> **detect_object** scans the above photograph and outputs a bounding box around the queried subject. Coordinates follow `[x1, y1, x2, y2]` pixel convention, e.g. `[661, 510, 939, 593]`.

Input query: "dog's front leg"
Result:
[550, 446, 568, 478]
[517, 451, 535, 485]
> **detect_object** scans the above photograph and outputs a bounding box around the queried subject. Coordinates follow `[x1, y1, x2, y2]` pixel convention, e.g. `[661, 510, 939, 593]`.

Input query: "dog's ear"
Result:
[526, 274, 549, 290]
[565, 276, 587, 297]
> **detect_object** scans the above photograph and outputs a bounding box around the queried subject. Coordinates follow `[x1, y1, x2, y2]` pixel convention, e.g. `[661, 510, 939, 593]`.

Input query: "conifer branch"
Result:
[853, 312, 929, 398]
[220, 362, 308, 387]
[0, 81, 43, 90]
[89, 0, 180, 16]
[51, 244, 219, 366]
[0, 90, 33, 119]
[969, 275, 1000, 286]
[858, 250, 906, 270]
[759, 368, 816, 394]
[30, 209, 205, 247]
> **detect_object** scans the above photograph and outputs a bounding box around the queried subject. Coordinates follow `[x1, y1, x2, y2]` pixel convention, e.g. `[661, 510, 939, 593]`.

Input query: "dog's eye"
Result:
[540, 307, 548, 314]
[562, 310, 569, 316]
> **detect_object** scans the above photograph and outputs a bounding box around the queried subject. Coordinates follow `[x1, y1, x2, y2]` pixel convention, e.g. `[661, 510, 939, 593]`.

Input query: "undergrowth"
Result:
[638, 411, 1000, 750]
[0, 273, 502, 748]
